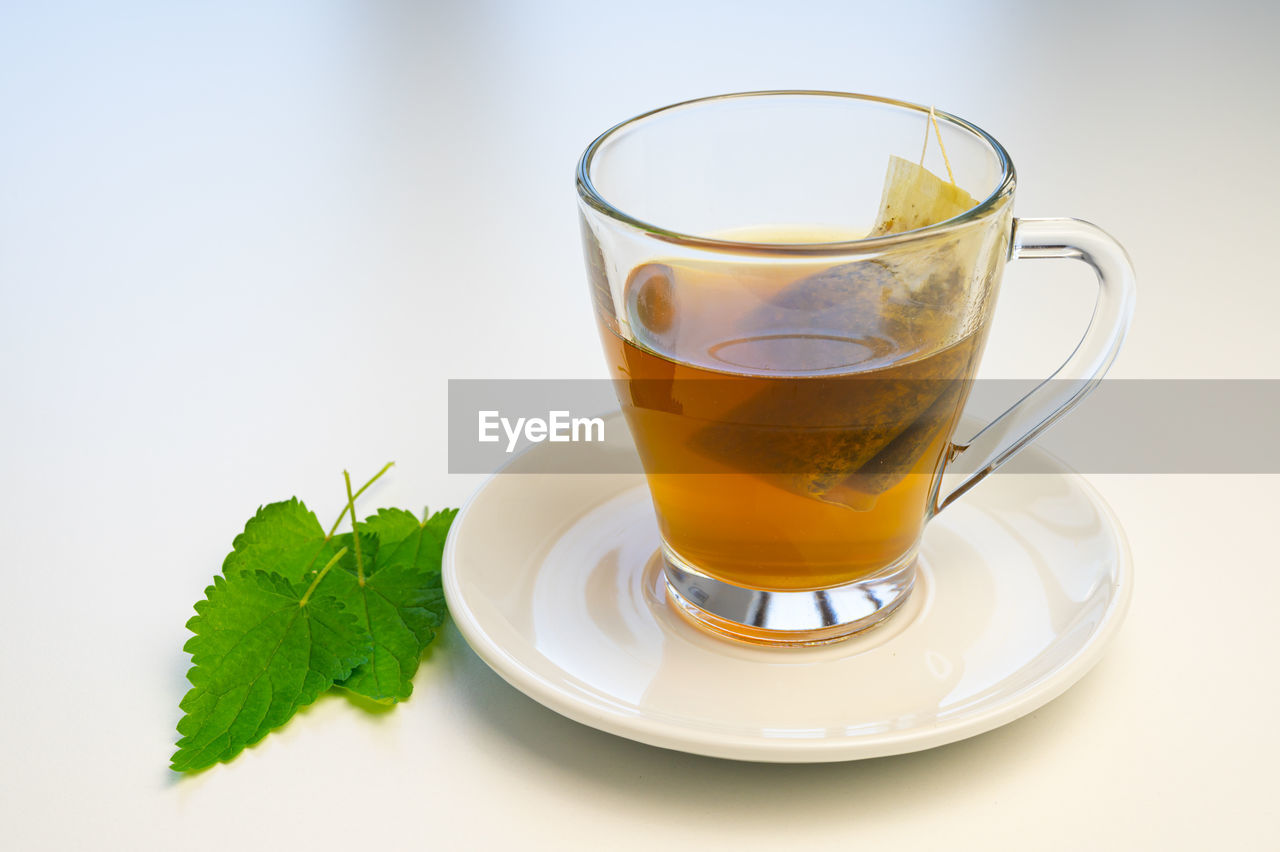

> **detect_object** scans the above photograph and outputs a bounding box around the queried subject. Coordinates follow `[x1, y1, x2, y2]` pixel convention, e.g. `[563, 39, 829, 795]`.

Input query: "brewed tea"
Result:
[598, 227, 986, 591]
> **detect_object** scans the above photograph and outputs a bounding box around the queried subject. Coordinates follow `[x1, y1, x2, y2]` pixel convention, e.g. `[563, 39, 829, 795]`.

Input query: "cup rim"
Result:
[576, 90, 1017, 256]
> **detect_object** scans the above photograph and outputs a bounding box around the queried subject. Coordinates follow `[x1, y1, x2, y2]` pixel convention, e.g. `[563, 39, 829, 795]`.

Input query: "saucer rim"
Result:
[443, 431, 1133, 763]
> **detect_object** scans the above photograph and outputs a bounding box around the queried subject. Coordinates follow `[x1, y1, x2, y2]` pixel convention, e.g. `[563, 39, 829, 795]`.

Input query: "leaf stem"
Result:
[325, 461, 394, 538]
[344, 470, 366, 586]
[301, 462, 395, 577]
[300, 546, 348, 607]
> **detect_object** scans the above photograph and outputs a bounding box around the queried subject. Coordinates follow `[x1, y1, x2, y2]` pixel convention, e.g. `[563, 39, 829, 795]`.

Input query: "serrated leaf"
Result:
[172, 570, 371, 772]
[330, 508, 456, 703]
[359, 507, 423, 547]
[221, 498, 339, 585]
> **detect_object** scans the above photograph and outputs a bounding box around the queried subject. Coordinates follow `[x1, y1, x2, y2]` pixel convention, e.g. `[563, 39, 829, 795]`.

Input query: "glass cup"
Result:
[576, 92, 1135, 646]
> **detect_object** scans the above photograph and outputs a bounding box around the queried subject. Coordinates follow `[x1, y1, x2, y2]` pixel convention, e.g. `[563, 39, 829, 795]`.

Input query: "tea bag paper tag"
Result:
[869, 155, 978, 237]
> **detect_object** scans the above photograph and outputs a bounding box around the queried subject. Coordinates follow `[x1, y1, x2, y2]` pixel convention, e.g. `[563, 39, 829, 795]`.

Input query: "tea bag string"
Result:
[918, 105, 958, 186]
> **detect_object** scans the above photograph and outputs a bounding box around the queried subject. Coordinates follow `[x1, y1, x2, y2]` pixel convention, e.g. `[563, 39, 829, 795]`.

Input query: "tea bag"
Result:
[816, 375, 967, 506]
[871, 105, 978, 237]
[688, 117, 984, 509]
[862, 113, 984, 311]
[864, 108, 984, 310]
[685, 296, 976, 511]
[810, 148, 982, 506]
[868, 155, 977, 237]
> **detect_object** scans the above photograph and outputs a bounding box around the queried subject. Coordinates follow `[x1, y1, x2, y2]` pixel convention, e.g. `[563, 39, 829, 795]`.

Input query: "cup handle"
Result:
[934, 217, 1137, 513]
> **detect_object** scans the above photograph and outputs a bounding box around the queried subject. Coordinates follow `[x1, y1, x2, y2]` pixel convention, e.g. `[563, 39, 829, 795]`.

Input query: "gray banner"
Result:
[448, 379, 1280, 475]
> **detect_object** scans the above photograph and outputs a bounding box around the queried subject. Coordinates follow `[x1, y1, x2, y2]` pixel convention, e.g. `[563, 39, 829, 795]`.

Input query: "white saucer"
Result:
[443, 412, 1132, 762]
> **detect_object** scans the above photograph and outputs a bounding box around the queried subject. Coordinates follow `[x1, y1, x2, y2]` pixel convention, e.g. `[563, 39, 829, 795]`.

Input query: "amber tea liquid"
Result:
[597, 229, 985, 592]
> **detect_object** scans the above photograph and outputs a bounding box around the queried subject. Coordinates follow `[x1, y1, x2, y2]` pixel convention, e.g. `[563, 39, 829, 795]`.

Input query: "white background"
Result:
[1, 1, 1277, 849]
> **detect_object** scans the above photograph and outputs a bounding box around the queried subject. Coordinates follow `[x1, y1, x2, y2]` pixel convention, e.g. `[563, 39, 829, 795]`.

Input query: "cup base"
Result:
[662, 544, 916, 646]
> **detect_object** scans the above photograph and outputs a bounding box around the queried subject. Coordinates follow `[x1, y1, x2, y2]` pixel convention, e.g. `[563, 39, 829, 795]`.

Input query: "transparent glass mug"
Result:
[576, 92, 1135, 646]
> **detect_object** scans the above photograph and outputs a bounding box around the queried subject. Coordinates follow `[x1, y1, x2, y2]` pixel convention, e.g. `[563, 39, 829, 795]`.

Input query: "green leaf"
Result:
[171, 570, 371, 772]
[170, 459, 459, 772]
[221, 498, 338, 585]
[330, 508, 456, 703]
[360, 507, 423, 546]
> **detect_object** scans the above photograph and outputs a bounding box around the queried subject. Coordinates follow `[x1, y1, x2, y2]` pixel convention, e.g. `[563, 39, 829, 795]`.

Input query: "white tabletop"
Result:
[2, 1, 1277, 849]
